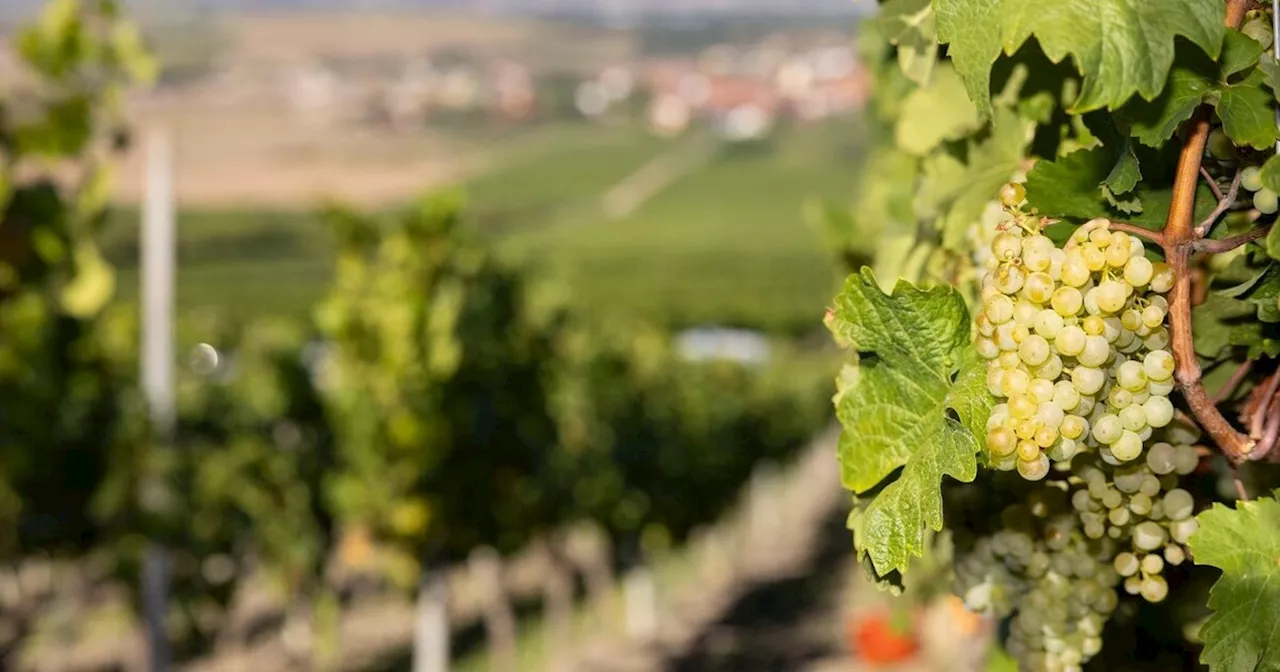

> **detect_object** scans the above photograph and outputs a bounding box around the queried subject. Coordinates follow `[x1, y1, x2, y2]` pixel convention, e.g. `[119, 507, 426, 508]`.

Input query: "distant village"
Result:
[155, 32, 869, 142]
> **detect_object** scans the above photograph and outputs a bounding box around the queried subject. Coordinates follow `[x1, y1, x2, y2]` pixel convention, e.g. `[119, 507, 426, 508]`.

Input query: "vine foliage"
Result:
[833, 0, 1280, 669]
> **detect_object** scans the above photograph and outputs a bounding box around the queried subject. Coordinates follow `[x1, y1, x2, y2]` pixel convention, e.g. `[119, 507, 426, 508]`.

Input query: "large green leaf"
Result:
[1190, 493, 1280, 672]
[935, 0, 1224, 117]
[1024, 146, 1218, 230]
[1124, 31, 1276, 150]
[895, 64, 982, 155]
[917, 106, 1033, 249]
[879, 0, 939, 86]
[827, 269, 992, 576]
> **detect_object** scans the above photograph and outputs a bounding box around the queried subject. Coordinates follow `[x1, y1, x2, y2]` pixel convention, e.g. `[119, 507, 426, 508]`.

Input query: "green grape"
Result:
[1005, 368, 1033, 396]
[1163, 489, 1194, 521]
[1145, 442, 1177, 474]
[1023, 271, 1056, 302]
[1141, 304, 1166, 329]
[1172, 444, 1200, 475]
[1078, 335, 1112, 367]
[1112, 431, 1143, 461]
[1150, 263, 1175, 293]
[1071, 366, 1106, 395]
[1095, 279, 1129, 313]
[1001, 182, 1027, 207]
[1114, 551, 1139, 576]
[1207, 129, 1236, 160]
[989, 427, 1018, 457]
[1020, 334, 1052, 366]
[1018, 439, 1043, 461]
[1119, 406, 1148, 432]
[1140, 552, 1164, 575]
[1055, 325, 1087, 357]
[1133, 521, 1167, 551]
[1092, 415, 1124, 444]
[1116, 360, 1147, 391]
[976, 337, 1000, 360]
[1052, 286, 1084, 316]
[1140, 575, 1169, 603]
[1031, 378, 1057, 403]
[1143, 350, 1175, 381]
[1129, 492, 1153, 516]
[986, 294, 1016, 324]
[1142, 396, 1174, 428]
[1163, 544, 1186, 566]
[1241, 165, 1264, 192]
[1254, 188, 1279, 215]
[1169, 518, 1199, 545]
[1034, 309, 1065, 338]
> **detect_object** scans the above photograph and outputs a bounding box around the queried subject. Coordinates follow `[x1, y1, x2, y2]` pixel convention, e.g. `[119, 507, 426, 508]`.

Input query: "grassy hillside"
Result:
[104, 120, 861, 333]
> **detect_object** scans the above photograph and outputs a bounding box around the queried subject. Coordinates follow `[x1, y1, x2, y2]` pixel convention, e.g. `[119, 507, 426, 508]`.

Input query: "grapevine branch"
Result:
[1200, 167, 1225, 201]
[1194, 169, 1242, 238]
[1211, 359, 1254, 404]
[1192, 224, 1273, 253]
[1156, 0, 1264, 463]
[1106, 222, 1165, 246]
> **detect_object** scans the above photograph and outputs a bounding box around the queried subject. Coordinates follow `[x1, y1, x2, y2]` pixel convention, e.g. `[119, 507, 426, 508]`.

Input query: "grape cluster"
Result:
[957, 185, 1210, 670]
[1241, 165, 1279, 214]
[1069, 437, 1201, 602]
[978, 188, 1176, 480]
[953, 490, 1121, 672]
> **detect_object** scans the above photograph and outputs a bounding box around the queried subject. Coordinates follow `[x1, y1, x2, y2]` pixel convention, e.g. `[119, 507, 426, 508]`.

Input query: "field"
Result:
[104, 119, 864, 333]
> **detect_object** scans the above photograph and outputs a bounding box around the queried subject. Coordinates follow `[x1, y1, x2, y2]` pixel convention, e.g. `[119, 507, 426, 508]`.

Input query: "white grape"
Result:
[1017, 453, 1051, 480]
[1055, 326, 1087, 357]
[1123, 256, 1154, 287]
[1120, 406, 1148, 432]
[1092, 415, 1124, 444]
[1078, 335, 1112, 367]
[1134, 521, 1167, 551]
[1053, 382, 1081, 411]
[1146, 443, 1176, 475]
[1030, 378, 1056, 403]
[1112, 431, 1143, 461]
[1143, 396, 1174, 428]
[1163, 489, 1194, 520]
[1150, 263, 1174, 293]
[1116, 360, 1147, 391]
[1095, 280, 1129, 313]
[1035, 309, 1065, 338]
[1143, 350, 1175, 381]
[1072, 367, 1107, 395]
[1140, 575, 1168, 603]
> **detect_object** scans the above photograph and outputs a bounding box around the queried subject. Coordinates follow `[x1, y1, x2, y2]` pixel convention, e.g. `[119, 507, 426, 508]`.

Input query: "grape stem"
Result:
[1105, 222, 1165, 246]
[1211, 359, 1253, 404]
[1194, 169, 1242, 238]
[1252, 368, 1280, 439]
[1192, 224, 1273, 254]
[1157, 0, 1259, 463]
[1200, 167, 1225, 201]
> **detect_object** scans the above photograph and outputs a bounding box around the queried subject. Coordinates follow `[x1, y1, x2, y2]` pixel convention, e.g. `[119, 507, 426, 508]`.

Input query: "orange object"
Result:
[851, 608, 920, 664]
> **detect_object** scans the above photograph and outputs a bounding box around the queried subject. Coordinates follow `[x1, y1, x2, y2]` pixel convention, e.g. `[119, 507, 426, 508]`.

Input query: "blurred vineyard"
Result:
[0, 2, 849, 671]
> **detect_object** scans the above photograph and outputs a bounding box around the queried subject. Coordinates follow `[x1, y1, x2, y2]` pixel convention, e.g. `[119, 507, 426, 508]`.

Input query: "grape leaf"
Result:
[1190, 492, 1280, 672]
[1025, 146, 1218, 230]
[917, 106, 1033, 249]
[1268, 222, 1280, 262]
[1104, 142, 1142, 195]
[895, 63, 981, 155]
[828, 269, 992, 576]
[1192, 296, 1278, 359]
[1124, 31, 1276, 150]
[935, 0, 1224, 117]
[1259, 154, 1280, 194]
[879, 0, 939, 86]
